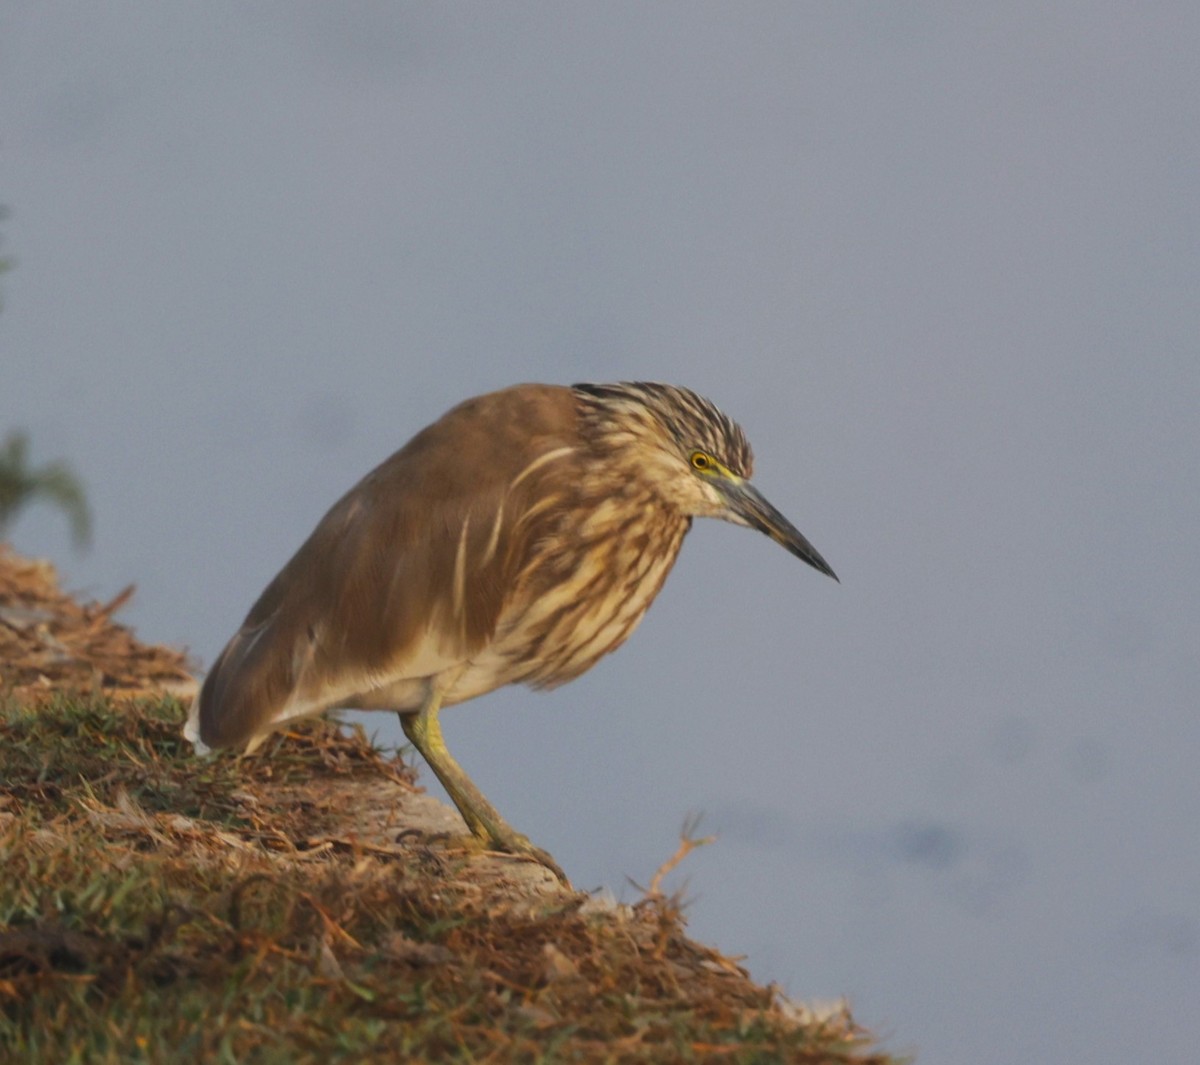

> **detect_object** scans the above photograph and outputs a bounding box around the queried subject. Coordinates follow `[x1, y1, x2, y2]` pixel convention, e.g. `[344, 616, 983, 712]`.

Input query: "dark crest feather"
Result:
[572, 381, 754, 477]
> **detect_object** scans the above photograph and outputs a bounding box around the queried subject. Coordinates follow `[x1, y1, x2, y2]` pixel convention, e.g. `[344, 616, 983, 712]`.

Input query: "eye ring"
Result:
[690, 451, 712, 471]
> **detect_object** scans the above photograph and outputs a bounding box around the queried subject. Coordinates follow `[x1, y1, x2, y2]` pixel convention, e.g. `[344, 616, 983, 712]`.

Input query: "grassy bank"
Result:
[0, 696, 899, 1063]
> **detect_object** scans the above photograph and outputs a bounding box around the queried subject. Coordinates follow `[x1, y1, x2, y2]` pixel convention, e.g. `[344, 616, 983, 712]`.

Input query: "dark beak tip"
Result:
[808, 554, 839, 583]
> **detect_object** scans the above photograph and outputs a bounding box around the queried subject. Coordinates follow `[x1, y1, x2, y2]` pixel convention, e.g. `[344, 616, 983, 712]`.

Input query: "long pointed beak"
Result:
[718, 479, 839, 582]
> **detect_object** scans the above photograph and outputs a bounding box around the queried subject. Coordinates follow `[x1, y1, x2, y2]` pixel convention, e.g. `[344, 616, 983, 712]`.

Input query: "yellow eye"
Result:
[690, 451, 713, 471]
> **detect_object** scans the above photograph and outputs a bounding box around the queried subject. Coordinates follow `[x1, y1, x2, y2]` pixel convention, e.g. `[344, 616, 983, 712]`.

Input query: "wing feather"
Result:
[188, 384, 581, 749]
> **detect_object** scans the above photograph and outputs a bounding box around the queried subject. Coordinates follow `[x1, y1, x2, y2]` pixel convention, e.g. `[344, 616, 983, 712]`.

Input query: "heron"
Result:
[185, 382, 837, 879]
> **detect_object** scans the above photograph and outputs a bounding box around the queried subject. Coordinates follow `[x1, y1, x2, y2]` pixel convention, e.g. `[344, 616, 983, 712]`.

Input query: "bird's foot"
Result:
[466, 823, 569, 886]
[409, 827, 570, 886]
[485, 830, 570, 887]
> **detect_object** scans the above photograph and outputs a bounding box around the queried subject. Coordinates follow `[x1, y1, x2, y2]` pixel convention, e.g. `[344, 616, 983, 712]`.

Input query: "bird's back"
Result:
[187, 384, 596, 750]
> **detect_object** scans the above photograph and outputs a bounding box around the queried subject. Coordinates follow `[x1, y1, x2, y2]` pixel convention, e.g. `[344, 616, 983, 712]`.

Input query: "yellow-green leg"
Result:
[399, 694, 567, 884]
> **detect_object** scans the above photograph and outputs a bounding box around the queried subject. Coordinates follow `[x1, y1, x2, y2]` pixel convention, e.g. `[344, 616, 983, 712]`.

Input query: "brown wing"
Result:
[192, 384, 582, 749]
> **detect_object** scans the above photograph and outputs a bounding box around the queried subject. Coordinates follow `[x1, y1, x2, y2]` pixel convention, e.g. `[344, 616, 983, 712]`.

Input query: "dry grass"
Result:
[0, 696, 902, 1064]
[0, 544, 194, 700]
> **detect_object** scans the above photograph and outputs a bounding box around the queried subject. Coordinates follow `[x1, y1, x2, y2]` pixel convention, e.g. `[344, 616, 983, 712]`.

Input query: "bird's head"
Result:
[573, 381, 838, 581]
